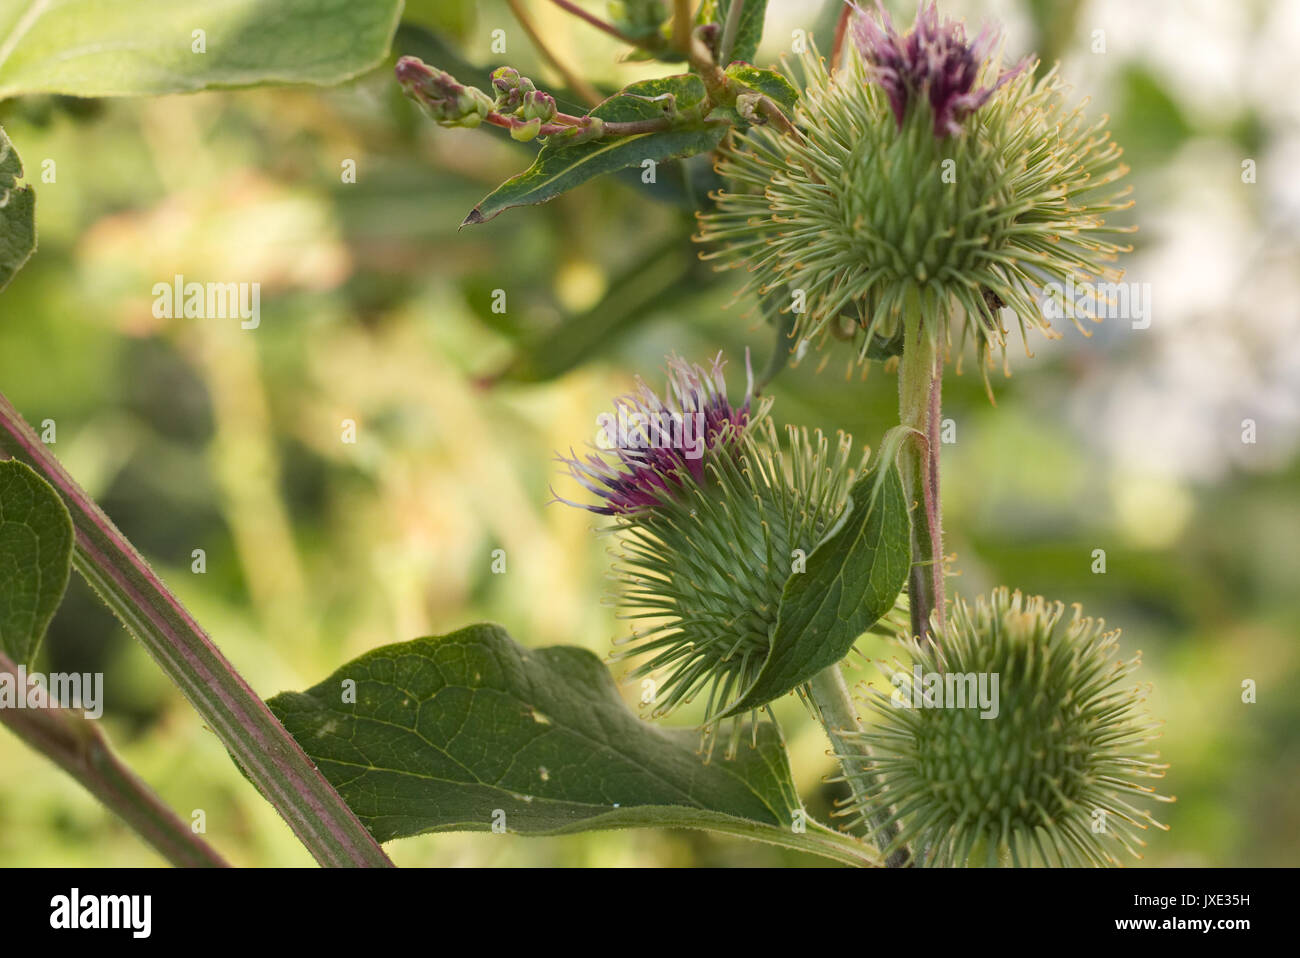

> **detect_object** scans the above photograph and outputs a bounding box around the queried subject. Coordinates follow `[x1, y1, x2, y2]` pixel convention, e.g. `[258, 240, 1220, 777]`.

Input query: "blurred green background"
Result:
[1, 0, 1297, 866]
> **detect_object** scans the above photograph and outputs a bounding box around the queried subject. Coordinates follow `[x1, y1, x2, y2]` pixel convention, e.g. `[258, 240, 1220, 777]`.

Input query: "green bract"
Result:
[696, 43, 1135, 384]
[849, 588, 1173, 867]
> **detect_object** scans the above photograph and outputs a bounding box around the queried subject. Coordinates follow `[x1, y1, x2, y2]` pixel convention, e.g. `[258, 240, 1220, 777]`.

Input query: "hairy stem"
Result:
[0, 650, 230, 867]
[0, 393, 392, 868]
[806, 664, 910, 867]
[897, 308, 946, 644]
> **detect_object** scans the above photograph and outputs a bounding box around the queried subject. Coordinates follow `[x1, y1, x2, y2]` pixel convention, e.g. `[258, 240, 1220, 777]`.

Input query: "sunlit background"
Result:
[1, 0, 1297, 866]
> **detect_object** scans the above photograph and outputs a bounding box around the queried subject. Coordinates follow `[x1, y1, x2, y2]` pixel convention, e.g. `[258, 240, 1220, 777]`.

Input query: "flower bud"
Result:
[521, 90, 558, 124]
[395, 56, 492, 128]
[491, 66, 537, 114]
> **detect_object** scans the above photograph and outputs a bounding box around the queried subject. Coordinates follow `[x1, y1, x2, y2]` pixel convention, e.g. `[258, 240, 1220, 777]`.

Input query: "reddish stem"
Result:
[549, 0, 643, 46]
[832, 2, 854, 73]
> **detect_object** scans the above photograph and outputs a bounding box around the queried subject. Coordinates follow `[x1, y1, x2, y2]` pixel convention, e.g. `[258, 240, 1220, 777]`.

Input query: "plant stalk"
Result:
[0, 650, 230, 867]
[0, 392, 393, 867]
[897, 308, 946, 644]
[806, 663, 910, 867]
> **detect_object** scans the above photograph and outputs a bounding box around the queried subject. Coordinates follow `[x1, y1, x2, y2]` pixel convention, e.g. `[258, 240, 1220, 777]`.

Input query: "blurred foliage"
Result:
[0, 0, 1297, 867]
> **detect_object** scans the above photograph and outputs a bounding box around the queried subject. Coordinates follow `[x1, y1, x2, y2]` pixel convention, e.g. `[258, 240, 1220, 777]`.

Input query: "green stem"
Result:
[806, 664, 910, 867]
[897, 307, 945, 644]
[0, 392, 393, 868]
[672, 0, 693, 53]
[0, 650, 230, 867]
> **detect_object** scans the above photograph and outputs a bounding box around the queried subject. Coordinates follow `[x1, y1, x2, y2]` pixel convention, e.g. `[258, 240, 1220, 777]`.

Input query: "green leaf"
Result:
[0, 0, 403, 98]
[724, 64, 797, 112]
[267, 624, 876, 864]
[463, 75, 725, 226]
[0, 126, 35, 293]
[0, 460, 75, 666]
[720, 459, 911, 717]
[710, 0, 769, 64]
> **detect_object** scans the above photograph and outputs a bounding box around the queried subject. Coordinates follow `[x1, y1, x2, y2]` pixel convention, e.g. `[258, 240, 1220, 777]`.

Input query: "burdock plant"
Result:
[0, 0, 1173, 871]
[379, 0, 1170, 867]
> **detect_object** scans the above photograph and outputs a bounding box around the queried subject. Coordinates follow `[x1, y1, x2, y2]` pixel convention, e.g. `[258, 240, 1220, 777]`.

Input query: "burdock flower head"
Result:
[555, 354, 871, 753]
[696, 1, 1134, 387]
[854, 0, 1026, 138]
[848, 588, 1173, 866]
[554, 353, 753, 515]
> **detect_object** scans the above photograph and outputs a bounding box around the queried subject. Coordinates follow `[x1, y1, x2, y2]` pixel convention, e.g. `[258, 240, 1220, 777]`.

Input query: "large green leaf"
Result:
[721, 460, 911, 717]
[0, 0, 402, 98]
[463, 75, 725, 226]
[0, 125, 34, 292]
[267, 624, 878, 864]
[708, 0, 769, 64]
[0, 460, 74, 666]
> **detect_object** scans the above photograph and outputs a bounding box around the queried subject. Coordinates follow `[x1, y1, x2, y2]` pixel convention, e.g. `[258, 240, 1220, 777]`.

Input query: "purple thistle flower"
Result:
[554, 353, 753, 516]
[851, 1, 1028, 138]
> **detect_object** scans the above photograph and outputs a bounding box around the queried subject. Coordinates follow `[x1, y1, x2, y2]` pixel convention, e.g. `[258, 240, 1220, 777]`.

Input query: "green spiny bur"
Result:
[848, 587, 1173, 867]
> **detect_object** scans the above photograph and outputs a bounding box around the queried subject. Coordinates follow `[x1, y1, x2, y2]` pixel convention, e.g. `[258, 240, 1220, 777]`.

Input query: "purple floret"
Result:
[554, 353, 753, 516]
[852, 1, 1027, 138]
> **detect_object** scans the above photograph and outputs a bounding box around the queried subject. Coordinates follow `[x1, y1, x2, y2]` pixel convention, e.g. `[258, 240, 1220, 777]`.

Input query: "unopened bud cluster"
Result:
[491, 67, 559, 141]
[394, 56, 493, 129]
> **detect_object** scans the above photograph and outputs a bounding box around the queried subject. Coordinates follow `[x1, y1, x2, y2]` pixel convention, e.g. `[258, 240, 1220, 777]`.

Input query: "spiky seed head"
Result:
[695, 5, 1135, 389]
[554, 354, 873, 754]
[847, 587, 1172, 866]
